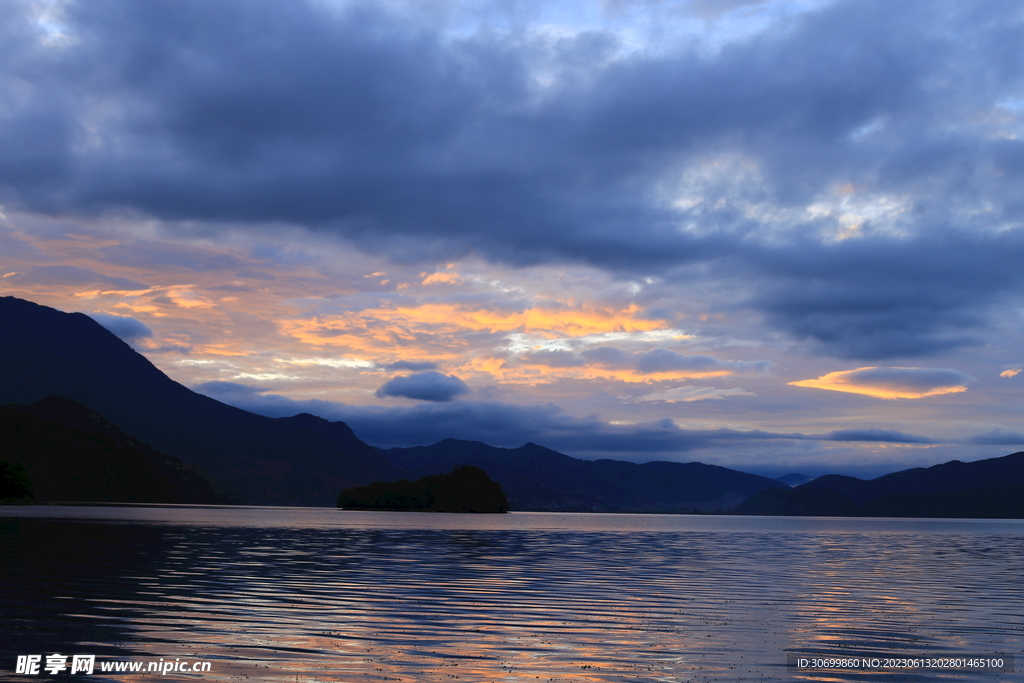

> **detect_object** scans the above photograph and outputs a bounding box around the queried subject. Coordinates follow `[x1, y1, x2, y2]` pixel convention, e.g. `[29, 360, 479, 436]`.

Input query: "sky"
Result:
[2, 0, 1024, 479]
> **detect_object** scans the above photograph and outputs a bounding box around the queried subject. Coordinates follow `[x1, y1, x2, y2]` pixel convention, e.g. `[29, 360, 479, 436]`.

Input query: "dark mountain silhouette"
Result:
[12, 294, 1016, 517]
[0, 296, 395, 505]
[736, 451, 1024, 517]
[0, 461, 32, 500]
[0, 296, 797, 511]
[1, 395, 220, 503]
[378, 439, 785, 512]
[774, 473, 812, 487]
[337, 465, 509, 513]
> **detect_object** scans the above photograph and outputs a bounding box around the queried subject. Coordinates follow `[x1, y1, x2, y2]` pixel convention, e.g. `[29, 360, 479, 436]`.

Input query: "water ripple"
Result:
[1, 509, 1022, 682]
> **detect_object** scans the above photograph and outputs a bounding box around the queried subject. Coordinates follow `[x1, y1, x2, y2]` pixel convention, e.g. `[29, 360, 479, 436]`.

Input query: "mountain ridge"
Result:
[1, 395, 222, 503]
[736, 451, 1024, 517]
[379, 439, 785, 512]
[1, 295, 784, 510]
[0, 296, 395, 505]
[4, 294, 1022, 516]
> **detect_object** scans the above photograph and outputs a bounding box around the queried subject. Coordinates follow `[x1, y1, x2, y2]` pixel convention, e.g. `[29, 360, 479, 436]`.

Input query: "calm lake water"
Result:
[1, 506, 1022, 682]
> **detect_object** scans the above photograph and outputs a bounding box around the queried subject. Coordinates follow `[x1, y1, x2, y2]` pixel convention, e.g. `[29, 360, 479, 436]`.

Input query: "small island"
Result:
[337, 465, 510, 513]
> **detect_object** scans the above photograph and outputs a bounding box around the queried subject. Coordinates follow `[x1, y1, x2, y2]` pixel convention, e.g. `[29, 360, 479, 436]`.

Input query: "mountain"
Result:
[337, 465, 510, 513]
[0, 461, 32, 500]
[0, 296, 790, 512]
[774, 473, 813, 487]
[378, 439, 785, 512]
[736, 452, 1024, 517]
[1, 395, 220, 503]
[0, 296, 395, 505]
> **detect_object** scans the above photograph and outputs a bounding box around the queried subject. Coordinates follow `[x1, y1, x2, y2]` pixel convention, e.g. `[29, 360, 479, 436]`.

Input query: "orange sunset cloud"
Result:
[280, 302, 666, 349]
[789, 367, 973, 399]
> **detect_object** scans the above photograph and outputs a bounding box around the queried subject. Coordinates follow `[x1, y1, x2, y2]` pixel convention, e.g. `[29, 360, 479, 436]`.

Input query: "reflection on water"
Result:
[1, 507, 1022, 682]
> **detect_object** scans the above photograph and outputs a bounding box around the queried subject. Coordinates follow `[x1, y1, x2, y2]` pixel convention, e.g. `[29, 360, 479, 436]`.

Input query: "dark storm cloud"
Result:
[0, 0, 1010, 245]
[748, 230, 1024, 358]
[89, 313, 152, 341]
[3, 0, 1024, 359]
[375, 371, 471, 402]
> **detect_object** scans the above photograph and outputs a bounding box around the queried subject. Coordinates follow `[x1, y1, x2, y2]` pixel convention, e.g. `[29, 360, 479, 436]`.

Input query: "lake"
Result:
[1, 506, 1021, 682]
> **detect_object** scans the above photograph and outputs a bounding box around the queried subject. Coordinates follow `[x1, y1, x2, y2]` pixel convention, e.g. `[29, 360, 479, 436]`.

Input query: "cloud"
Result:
[192, 381, 270, 400]
[382, 360, 439, 372]
[789, 367, 974, 399]
[185, 386, 806, 453]
[515, 350, 586, 368]
[88, 313, 153, 342]
[636, 385, 754, 402]
[823, 429, 934, 444]
[748, 233, 1024, 359]
[189, 381, 956, 474]
[634, 349, 770, 375]
[579, 346, 635, 366]
[375, 371, 470, 402]
[421, 271, 460, 285]
[513, 346, 771, 377]
[965, 429, 1024, 445]
[280, 301, 667, 353]
[11, 266, 147, 291]
[3, 0, 1024, 367]
[1000, 368, 1022, 378]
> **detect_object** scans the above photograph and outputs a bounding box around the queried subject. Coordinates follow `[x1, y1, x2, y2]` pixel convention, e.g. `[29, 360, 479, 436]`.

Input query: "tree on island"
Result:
[336, 465, 509, 512]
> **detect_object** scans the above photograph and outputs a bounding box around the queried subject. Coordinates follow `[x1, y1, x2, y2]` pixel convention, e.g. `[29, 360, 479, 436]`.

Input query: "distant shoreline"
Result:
[4, 500, 1023, 520]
